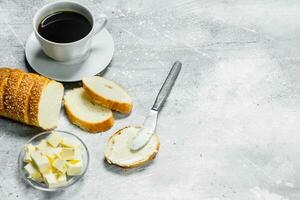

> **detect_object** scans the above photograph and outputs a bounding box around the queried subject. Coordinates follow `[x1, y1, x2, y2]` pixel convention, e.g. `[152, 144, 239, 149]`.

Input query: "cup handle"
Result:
[93, 14, 108, 35]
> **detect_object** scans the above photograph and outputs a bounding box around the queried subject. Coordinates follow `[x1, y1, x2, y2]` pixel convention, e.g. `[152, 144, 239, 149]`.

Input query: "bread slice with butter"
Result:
[82, 76, 133, 114]
[104, 126, 160, 168]
[64, 88, 114, 133]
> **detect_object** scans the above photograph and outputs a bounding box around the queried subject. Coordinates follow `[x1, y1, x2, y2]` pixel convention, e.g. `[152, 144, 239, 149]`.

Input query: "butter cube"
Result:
[60, 148, 75, 160]
[23, 144, 36, 163]
[25, 144, 36, 152]
[41, 147, 57, 163]
[43, 148, 62, 163]
[53, 147, 62, 158]
[53, 159, 68, 173]
[56, 173, 67, 186]
[23, 152, 32, 163]
[24, 163, 43, 182]
[47, 156, 56, 165]
[43, 172, 57, 188]
[67, 160, 83, 176]
[47, 132, 62, 147]
[31, 152, 51, 174]
[73, 148, 82, 161]
[51, 167, 59, 174]
[43, 172, 67, 188]
[36, 140, 48, 151]
[30, 174, 43, 182]
[61, 137, 80, 148]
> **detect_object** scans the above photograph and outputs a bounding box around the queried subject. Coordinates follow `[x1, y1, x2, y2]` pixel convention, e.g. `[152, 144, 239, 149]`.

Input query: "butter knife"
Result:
[130, 61, 182, 151]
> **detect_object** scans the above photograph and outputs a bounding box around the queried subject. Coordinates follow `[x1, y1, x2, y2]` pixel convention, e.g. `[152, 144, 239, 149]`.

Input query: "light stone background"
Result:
[0, 0, 300, 199]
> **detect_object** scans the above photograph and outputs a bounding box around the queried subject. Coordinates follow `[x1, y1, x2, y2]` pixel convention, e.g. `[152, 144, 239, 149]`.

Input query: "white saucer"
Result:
[25, 29, 114, 82]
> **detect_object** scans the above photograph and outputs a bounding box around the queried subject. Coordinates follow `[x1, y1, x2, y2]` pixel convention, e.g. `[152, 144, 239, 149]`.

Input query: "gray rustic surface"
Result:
[0, 0, 300, 199]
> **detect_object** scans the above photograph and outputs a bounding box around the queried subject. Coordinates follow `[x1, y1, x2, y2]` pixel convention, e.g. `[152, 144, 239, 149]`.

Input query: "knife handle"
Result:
[152, 61, 182, 111]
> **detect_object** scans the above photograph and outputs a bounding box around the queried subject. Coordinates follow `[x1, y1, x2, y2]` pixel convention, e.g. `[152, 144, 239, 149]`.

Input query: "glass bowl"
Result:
[18, 130, 89, 191]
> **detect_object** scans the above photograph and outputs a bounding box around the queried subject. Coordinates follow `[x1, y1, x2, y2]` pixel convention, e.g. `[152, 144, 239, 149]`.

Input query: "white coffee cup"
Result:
[33, 1, 107, 63]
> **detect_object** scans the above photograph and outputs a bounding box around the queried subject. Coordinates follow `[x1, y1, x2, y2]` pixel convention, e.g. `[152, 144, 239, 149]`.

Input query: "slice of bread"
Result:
[0, 68, 11, 115]
[2, 69, 25, 120]
[28, 75, 49, 126]
[14, 73, 35, 123]
[29, 78, 64, 130]
[64, 88, 114, 133]
[83, 76, 133, 114]
[104, 126, 160, 168]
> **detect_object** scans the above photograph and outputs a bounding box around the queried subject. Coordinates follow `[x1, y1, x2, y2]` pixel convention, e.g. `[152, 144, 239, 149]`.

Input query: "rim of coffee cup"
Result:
[33, 1, 96, 46]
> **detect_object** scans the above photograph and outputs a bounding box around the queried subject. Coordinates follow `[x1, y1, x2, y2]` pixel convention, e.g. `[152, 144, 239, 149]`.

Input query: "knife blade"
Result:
[130, 61, 182, 151]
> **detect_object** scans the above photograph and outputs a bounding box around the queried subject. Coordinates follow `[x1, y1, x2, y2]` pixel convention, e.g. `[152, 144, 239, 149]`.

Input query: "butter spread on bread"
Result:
[104, 126, 160, 168]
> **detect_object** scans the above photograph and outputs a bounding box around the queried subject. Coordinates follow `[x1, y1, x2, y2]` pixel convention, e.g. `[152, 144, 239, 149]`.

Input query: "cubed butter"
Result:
[25, 144, 36, 152]
[60, 148, 75, 160]
[47, 132, 62, 147]
[36, 140, 48, 151]
[23, 144, 36, 163]
[43, 172, 67, 188]
[47, 156, 56, 165]
[41, 147, 57, 163]
[56, 173, 67, 186]
[30, 152, 51, 174]
[53, 147, 62, 158]
[43, 172, 57, 188]
[24, 163, 43, 182]
[53, 159, 68, 173]
[23, 152, 32, 163]
[23, 134, 85, 188]
[61, 137, 80, 148]
[67, 160, 83, 176]
[30, 174, 43, 182]
[51, 167, 59, 174]
[73, 148, 82, 161]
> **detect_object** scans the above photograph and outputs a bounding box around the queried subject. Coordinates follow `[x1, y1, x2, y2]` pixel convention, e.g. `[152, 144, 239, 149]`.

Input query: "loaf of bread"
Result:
[83, 76, 133, 114]
[64, 88, 114, 133]
[0, 68, 11, 116]
[0, 68, 64, 129]
[104, 126, 160, 168]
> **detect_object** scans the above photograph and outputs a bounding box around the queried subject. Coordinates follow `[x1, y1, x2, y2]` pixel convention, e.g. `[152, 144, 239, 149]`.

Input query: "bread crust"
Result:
[64, 102, 114, 133]
[0, 68, 11, 82]
[14, 73, 35, 123]
[83, 80, 133, 114]
[104, 126, 160, 168]
[28, 75, 49, 126]
[2, 69, 25, 121]
[0, 68, 11, 115]
[64, 89, 114, 133]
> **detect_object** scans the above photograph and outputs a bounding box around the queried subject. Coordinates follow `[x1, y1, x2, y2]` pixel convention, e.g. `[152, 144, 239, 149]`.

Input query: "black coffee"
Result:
[38, 11, 92, 43]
